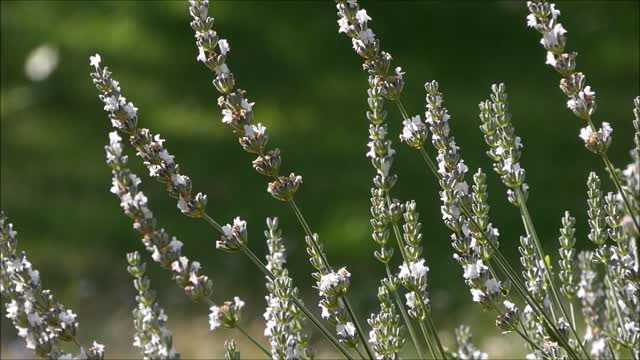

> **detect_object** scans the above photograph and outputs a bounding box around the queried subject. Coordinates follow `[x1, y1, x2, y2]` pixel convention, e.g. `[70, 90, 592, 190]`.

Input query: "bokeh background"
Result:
[1, 0, 638, 358]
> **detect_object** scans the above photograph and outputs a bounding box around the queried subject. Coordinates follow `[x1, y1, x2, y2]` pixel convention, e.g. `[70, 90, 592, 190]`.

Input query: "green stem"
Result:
[241, 247, 355, 360]
[515, 188, 589, 359]
[419, 294, 446, 359]
[569, 302, 576, 334]
[237, 325, 271, 357]
[418, 320, 436, 359]
[288, 199, 375, 360]
[386, 265, 426, 359]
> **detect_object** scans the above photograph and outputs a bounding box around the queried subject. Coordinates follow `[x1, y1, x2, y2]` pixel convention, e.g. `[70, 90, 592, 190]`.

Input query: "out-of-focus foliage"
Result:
[1, 1, 638, 358]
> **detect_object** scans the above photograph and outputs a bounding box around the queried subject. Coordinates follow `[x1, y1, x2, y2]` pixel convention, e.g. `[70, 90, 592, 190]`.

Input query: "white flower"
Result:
[601, 122, 612, 139]
[123, 102, 138, 118]
[215, 63, 230, 75]
[359, 29, 375, 44]
[526, 13, 538, 28]
[398, 259, 429, 281]
[579, 126, 593, 143]
[27, 312, 42, 326]
[470, 288, 485, 303]
[89, 53, 101, 68]
[177, 195, 190, 213]
[91, 341, 105, 356]
[336, 322, 356, 338]
[405, 291, 417, 309]
[6, 300, 19, 319]
[504, 300, 516, 311]
[540, 23, 566, 49]
[196, 47, 207, 63]
[244, 123, 266, 138]
[209, 306, 222, 330]
[355, 9, 371, 25]
[218, 39, 230, 55]
[320, 303, 331, 319]
[234, 296, 245, 311]
[168, 238, 183, 252]
[103, 95, 119, 112]
[485, 278, 501, 294]
[591, 338, 606, 356]
[550, 4, 561, 19]
[319, 272, 340, 293]
[337, 17, 350, 33]
[463, 260, 487, 280]
[240, 98, 254, 112]
[545, 51, 557, 67]
[399, 115, 425, 143]
[59, 310, 77, 324]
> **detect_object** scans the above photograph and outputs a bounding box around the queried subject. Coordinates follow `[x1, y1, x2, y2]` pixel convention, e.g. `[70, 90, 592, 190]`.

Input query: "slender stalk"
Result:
[241, 246, 355, 360]
[418, 320, 436, 359]
[288, 199, 375, 360]
[237, 325, 271, 357]
[418, 293, 446, 359]
[385, 265, 426, 359]
[569, 302, 577, 334]
[203, 213, 224, 233]
[515, 188, 589, 359]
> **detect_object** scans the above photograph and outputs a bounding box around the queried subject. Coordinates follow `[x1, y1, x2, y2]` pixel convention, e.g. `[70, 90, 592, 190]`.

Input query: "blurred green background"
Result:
[1, 0, 638, 358]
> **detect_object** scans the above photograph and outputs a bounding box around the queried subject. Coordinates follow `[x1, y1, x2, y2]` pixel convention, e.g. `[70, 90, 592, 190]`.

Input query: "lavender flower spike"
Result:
[1, 212, 105, 359]
[91, 54, 208, 218]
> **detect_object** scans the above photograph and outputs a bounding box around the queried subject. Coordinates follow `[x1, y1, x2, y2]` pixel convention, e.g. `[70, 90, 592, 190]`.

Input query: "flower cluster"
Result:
[90, 54, 208, 218]
[453, 325, 488, 360]
[577, 251, 611, 358]
[579, 123, 613, 154]
[367, 284, 404, 359]
[1, 213, 104, 359]
[397, 203, 433, 319]
[188, 0, 302, 202]
[424, 82, 506, 310]
[315, 267, 358, 347]
[217, 217, 248, 252]
[399, 115, 428, 149]
[262, 218, 311, 359]
[526, 1, 614, 153]
[557, 211, 577, 300]
[126, 251, 178, 359]
[209, 297, 245, 330]
[398, 258, 430, 319]
[519, 235, 549, 306]
[223, 339, 240, 360]
[105, 131, 213, 303]
[586, 173, 608, 252]
[478, 83, 528, 204]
